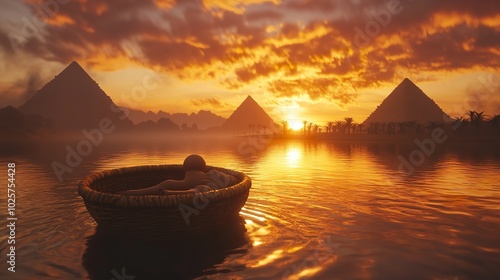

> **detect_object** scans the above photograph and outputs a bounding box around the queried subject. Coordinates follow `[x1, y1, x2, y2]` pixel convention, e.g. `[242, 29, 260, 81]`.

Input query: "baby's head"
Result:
[183, 154, 206, 171]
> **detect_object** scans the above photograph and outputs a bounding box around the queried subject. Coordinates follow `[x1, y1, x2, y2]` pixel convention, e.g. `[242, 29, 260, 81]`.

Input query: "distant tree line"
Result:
[276, 111, 500, 137]
[245, 124, 271, 135]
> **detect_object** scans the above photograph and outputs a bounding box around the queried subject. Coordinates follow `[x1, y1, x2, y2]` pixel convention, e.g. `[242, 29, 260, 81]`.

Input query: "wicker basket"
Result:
[78, 165, 251, 238]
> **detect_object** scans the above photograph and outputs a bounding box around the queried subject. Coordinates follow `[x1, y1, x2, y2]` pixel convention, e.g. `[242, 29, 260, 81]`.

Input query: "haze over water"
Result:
[1, 138, 499, 279]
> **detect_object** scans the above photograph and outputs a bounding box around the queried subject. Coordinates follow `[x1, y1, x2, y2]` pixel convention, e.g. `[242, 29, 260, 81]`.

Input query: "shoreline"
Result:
[0, 132, 500, 145]
[260, 132, 500, 143]
[1, 129, 499, 145]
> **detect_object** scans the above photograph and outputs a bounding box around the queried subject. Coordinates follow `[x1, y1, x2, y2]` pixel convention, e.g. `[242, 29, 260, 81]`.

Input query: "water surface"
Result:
[0, 137, 499, 279]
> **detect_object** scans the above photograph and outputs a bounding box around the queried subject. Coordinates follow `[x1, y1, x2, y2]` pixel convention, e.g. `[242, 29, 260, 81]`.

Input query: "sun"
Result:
[281, 98, 304, 132]
[289, 120, 303, 131]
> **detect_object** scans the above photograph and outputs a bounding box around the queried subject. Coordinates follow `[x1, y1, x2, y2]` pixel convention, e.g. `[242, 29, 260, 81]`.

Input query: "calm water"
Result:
[0, 137, 499, 279]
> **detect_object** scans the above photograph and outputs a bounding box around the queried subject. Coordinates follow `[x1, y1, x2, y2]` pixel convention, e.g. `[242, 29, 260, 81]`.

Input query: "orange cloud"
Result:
[268, 75, 358, 104]
[191, 97, 228, 108]
[1, 0, 499, 108]
[155, 0, 176, 9]
[265, 22, 331, 47]
[45, 14, 75, 26]
[203, 0, 280, 14]
[94, 2, 108, 15]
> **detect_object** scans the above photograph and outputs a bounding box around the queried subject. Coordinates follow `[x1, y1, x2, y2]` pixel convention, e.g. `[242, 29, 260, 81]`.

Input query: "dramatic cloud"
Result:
[203, 0, 279, 14]
[0, 0, 499, 107]
[191, 97, 227, 108]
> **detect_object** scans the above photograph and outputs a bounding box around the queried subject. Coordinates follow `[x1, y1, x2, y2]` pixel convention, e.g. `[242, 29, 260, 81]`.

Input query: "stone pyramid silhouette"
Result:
[19, 61, 132, 130]
[363, 78, 449, 125]
[222, 95, 276, 133]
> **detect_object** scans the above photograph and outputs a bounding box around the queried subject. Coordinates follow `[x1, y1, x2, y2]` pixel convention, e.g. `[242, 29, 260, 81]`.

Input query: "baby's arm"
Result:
[119, 179, 187, 195]
[162, 185, 213, 195]
[156, 179, 189, 190]
[119, 185, 163, 195]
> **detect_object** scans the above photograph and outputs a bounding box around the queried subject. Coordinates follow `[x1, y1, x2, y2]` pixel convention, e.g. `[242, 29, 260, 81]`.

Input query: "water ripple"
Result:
[1, 141, 500, 279]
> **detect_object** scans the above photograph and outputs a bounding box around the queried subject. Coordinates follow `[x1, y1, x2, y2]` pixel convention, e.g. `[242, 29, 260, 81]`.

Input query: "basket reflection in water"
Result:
[78, 165, 252, 238]
[83, 217, 250, 279]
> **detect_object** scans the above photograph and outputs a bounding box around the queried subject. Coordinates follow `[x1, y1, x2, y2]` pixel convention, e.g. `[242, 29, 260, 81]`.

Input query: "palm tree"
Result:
[475, 111, 486, 129]
[467, 110, 478, 135]
[303, 120, 308, 135]
[489, 114, 500, 125]
[307, 122, 313, 135]
[415, 123, 423, 135]
[387, 122, 396, 135]
[351, 123, 358, 134]
[426, 121, 438, 134]
[406, 121, 416, 135]
[344, 117, 353, 134]
[369, 122, 380, 134]
[469, 111, 486, 135]
[489, 115, 500, 133]
[451, 116, 467, 135]
[280, 120, 288, 135]
[327, 121, 334, 134]
[334, 120, 343, 133]
[396, 122, 405, 134]
[380, 123, 387, 134]
[451, 116, 462, 133]
[467, 110, 476, 122]
[357, 123, 364, 134]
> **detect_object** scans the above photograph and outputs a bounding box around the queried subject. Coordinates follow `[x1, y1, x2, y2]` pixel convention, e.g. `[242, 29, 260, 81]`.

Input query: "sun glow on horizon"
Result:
[0, 1, 498, 121]
[289, 120, 303, 131]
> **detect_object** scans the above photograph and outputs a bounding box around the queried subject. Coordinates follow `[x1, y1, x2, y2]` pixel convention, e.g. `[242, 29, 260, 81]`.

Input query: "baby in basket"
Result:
[118, 154, 238, 195]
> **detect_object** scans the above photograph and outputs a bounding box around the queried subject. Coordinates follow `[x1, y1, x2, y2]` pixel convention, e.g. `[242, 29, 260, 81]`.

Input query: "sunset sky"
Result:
[0, 0, 499, 126]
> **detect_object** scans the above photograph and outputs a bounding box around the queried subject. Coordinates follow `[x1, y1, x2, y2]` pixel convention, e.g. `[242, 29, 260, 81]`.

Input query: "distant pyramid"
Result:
[363, 78, 449, 125]
[19, 61, 132, 130]
[222, 95, 276, 133]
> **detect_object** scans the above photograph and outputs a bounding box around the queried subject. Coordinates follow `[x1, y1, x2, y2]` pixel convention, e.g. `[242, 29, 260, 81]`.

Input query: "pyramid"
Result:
[222, 95, 276, 133]
[19, 61, 132, 130]
[363, 78, 449, 125]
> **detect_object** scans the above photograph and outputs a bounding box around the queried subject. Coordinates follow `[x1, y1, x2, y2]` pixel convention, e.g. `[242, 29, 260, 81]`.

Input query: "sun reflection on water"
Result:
[2, 139, 500, 279]
[286, 147, 302, 168]
[251, 249, 284, 268]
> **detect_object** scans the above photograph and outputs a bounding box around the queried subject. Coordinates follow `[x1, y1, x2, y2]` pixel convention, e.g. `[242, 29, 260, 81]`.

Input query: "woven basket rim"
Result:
[78, 164, 251, 208]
